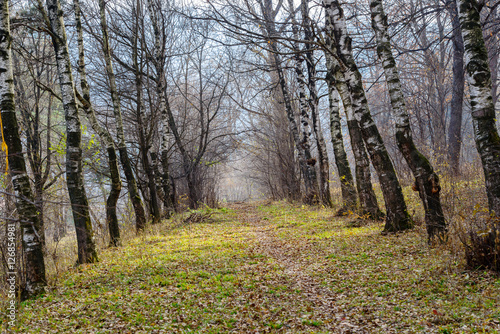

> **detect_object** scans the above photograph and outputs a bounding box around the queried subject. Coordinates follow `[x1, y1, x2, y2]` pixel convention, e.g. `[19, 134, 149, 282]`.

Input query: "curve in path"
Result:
[233, 203, 367, 333]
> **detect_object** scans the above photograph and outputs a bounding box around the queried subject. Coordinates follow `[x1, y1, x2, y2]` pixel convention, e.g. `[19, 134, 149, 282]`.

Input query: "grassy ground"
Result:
[2, 202, 500, 333]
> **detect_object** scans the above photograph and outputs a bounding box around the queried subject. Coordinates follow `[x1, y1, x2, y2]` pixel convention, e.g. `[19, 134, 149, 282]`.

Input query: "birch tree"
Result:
[456, 0, 500, 216]
[132, 0, 161, 223]
[370, 0, 446, 241]
[260, 0, 319, 203]
[301, 0, 333, 207]
[73, 0, 121, 246]
[11, 40, 55, 250]
[45, 0, 98, 263]
[324, 0, 410, 231]
[326, 83, 357, 213]
[99, 0, 147, 230]
[146, 0, 175, 216]
[0, 0, 46, 298]
[325, 52, 382, 218]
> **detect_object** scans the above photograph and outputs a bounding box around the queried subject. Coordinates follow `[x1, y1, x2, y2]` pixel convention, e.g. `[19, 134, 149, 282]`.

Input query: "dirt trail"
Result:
[231, 203, 365, 333]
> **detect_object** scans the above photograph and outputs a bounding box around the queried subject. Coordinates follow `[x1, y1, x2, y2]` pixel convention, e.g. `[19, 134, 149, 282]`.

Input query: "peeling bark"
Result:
[370, 0, 446, 241]
[0, 0, 46, 298]
[325, 56, 381, 217]
[46, 0, 98, 263]
[325, 0, 410, 231]
[457, 0, 500, 216]
[331, 65, 381, 218]
[323, 4, 382, 219]
[326, 82, 357, 214]
[275, 58, 315, 201]
[261, 0, 318, 202]
[482, 6, 499, 110]
[284, 0, 319, 202]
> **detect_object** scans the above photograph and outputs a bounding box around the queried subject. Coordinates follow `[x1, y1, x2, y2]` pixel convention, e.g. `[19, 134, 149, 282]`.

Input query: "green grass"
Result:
[257, 201, 500, 333]
[2, 201, 499, 333]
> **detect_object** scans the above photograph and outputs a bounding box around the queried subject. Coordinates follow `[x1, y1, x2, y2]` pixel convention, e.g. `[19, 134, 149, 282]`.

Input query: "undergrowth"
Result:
[1, 199, 499, 333]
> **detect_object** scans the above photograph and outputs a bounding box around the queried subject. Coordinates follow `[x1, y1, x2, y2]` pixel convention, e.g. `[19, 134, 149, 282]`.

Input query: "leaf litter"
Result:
[3, 201, 500, 333]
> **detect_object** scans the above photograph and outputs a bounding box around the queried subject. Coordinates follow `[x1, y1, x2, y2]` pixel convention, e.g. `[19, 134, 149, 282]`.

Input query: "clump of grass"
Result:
[463, 219, 500, 272]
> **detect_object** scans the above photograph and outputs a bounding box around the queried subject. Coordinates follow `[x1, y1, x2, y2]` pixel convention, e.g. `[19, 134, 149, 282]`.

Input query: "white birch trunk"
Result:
[279, 1, 316, 202]
[327, 83, 357, 213]
[0, 0, 46, 298]
[370, 0, 446, 241]
[456, 0, 500, 216]
[324, 0, 410, 231]
[46, 0, 98, 263]
[325, 52, 382, 218]
[261, 0, 317, 201]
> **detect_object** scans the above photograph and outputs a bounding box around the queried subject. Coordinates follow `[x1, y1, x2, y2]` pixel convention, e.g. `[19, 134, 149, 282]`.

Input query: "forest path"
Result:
[231, 202, 351, 332]
[7, 202, 500, 333]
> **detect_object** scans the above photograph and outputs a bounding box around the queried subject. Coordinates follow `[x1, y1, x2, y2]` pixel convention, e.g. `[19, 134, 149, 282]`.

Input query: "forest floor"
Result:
[4, 201, 500, 333]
